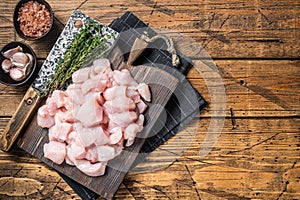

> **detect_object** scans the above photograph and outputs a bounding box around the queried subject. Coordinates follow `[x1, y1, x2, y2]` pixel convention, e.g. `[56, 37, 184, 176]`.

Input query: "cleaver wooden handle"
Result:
[0, 86, 42, 151]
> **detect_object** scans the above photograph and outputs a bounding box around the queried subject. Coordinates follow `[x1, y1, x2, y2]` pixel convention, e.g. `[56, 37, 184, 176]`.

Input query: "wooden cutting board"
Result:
[17, 46, 179, 199]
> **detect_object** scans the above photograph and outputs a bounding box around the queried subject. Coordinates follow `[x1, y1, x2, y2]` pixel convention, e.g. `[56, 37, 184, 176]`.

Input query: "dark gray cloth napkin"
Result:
[59, 11, 207, 199]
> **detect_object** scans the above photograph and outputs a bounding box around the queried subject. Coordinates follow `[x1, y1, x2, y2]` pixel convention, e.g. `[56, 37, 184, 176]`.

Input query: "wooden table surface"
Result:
[0, 0, 299, 199]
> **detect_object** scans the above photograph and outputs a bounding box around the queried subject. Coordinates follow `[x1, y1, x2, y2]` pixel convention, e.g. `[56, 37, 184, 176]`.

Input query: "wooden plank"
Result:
[0, 27, 15, 49]
[7, 0, 298, 59]
[1, 117, 299, 199]
[0, 1, 15, 28]
[1, 60, 298, 117]
[189, 60, 300, 117]
[0, 147, 81, 199]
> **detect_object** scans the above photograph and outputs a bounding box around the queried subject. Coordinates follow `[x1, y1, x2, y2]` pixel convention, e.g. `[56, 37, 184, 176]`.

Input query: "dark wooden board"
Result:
[56, 11, 207, 198]
[18, 65, 179, 199]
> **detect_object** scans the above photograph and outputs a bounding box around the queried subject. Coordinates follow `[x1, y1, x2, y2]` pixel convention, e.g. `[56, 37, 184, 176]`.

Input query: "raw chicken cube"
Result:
[137, 114, 145, 131]
[66, 131, 77, 144]
[127, 87, 141, 103]
[75, 98, 103, 127]
[96, 145, 115, 161]
[37, 105, 55, 128]
[124, 123, 140, 146]
[66, 143, 87, 164]
[81, 79, 97, 94]
[137, 101, 147, 113]
[103, 86, 127, 101]
[51, 90, 67, 108]
[93, 58, 110, 74]
[103, 97, 135, 113]
[75, 124, 109, 147]
[113, 69, 138, 86]
[85, 145, 99, 163]
[66, 87, 85, 105]
[137, 83, 151, 102]
[44, 141, 66, 164]
[109, 127, 123, 144]
[74, 159, 107, 177]
[54, 110, 73, 124]
[109, 111, 138, 127]
[45, 98, 58, 116]
[72, 67, 90, 83]
[95, 73, 110, 93]
[65, 155, 75, 166]
[48, 122, 73, 142]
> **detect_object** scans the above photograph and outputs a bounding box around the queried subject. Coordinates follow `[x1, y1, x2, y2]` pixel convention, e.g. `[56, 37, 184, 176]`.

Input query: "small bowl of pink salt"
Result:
[13, 0, 54, 40]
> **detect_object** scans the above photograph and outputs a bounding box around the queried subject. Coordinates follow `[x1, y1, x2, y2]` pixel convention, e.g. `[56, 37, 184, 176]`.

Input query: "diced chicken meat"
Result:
[137, 101, 148, 114]
[137, 83, 151, 102]
[113, 69, 138, 86]
[93, 58, 110, 74]
[75, 124, 109, 147]
[75, 98, 103, 127]
[124, 123, 140, 146]
[74, 159, 107, 177]
[103, 97, 135, 113]
[103, 86, 126, 101]
[51, 90, 67, 108]
[109, 111, 138, 127]
[137, 114, 145, 130]
[96, 145, 115, 161]
[81, 79, 98, 94]
[67, 143, 87, 162]
[37, 58, 151, 177]
[66, 87, 85, 105]
[72, 67, 90, 83]
[109, 127, 123, 144]
[48, 122, 72, 142]
[37, 105, 55, 128]
[44, 141, 66, 165]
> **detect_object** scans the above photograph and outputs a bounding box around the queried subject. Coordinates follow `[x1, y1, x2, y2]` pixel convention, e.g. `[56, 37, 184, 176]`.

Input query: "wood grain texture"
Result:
[0, 0, 299, 199]
[190, 60, 300, 117]
[10, 0, 300, 59]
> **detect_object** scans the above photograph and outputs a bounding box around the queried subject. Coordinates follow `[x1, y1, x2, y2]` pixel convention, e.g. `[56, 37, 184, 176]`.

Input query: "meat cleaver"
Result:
[0, 10, 118, 151]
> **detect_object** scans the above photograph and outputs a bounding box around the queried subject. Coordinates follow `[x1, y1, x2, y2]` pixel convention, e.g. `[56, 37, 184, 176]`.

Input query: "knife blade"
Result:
[0, 10, 118, 151]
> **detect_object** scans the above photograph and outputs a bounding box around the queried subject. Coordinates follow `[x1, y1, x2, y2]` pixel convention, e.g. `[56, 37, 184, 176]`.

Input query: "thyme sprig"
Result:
[44, 19, 114, 96]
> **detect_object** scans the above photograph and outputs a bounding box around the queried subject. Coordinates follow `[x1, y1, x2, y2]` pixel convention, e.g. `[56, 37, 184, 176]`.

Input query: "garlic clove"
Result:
[9, 67, 26, 81]
[2, 46, 23, 59]
[1, 59, 13, 73]
[11, 52, 29, 68]
[25, 53, 34, 64]
[24, 59, 33, 76]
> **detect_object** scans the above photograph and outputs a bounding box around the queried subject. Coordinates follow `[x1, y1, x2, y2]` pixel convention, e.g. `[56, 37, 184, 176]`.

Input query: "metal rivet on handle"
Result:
[26, 98, 33, 105]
